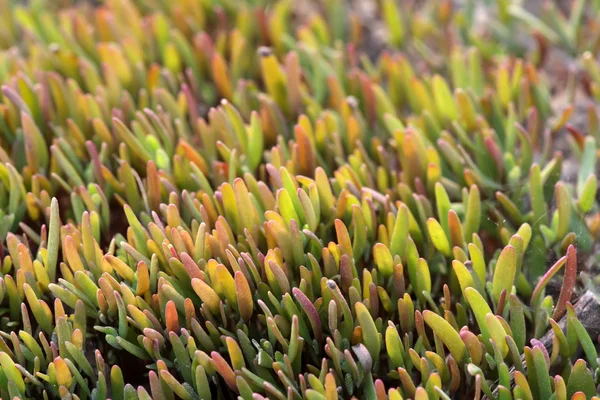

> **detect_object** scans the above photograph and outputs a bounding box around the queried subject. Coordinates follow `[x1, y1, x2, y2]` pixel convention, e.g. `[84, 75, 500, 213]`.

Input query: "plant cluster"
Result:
[0, 0, 598, 399]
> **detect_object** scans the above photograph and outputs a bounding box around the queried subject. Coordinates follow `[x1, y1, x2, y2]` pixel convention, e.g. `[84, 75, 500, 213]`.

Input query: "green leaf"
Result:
[530, 164, 548, 227]
[491, 245, 516, 303]
[389, 204, 409, 258]
[578, 174, 597, 213]
[484, 313, 508, 358]
[355, 302, 381, 363]
[508, 295, 526, 350]
[464, 185, 481, 240]
[567, 359, 596, 398]
[577, 137, 597, 197]
[569, 304, 599, 370]
[247, 112, 264, 171]
[464, 287, 493, 350]
[385, 324, 405, 369]
[427, 218, 451, 257]
[0, 352, 24, 395]
[422, 310, 466, 363]
[508, 5, 560, 43]
[555, 182, 571, 240]
[452, 260, 474, 293]
[46, 197, 60, 283]
[432, 75, 457, 122]
[531, 347, 552, 399]
[373, 243, 394, 277]
[382, 0, 404, 47]
[435, 182, 451, 238]
[21, 111, 49, 173]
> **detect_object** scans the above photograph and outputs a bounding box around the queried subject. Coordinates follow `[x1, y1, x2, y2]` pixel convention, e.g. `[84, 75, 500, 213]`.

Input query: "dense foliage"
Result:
[0, 0, 598, 399]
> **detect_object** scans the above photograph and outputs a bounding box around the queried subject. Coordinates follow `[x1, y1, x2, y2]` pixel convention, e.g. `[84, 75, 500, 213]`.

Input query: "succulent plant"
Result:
[0, 0, 598, 399]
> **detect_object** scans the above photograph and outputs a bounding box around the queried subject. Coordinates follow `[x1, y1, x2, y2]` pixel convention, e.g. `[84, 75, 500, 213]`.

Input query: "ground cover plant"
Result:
[0, 0, 598, 398]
